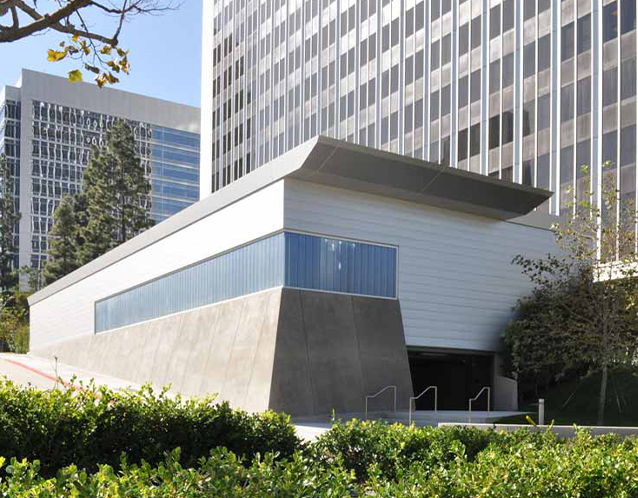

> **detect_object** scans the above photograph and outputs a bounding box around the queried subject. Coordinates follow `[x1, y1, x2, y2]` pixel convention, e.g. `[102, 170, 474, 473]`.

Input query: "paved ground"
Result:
[0, 353, 143, 392]
[293, 423, 333, 441]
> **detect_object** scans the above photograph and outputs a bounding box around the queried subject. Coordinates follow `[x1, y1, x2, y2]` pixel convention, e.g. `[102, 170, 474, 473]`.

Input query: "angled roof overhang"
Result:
[287, 137, 551, 220]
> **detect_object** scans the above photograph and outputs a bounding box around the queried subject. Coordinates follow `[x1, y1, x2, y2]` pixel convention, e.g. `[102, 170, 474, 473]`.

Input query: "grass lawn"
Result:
[498, 369, 638, 427]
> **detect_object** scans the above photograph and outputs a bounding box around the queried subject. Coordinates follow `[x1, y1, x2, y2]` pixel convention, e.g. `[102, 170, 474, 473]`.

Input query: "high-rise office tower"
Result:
[0, 69, 201, 273]
[201, 0, 637, 219]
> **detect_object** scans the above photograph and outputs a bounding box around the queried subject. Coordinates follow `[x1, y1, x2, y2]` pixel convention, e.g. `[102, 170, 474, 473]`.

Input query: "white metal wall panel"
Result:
[30, 181, 286, 349]
[283, 179, 557, 352]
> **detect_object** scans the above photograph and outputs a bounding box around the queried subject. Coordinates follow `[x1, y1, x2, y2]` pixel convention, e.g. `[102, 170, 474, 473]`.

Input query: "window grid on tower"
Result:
[205, 0, 638, 222]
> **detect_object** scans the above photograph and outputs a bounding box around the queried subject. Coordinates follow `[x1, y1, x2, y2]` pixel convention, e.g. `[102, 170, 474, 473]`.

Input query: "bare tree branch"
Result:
[0, 0, 175, 44]
[1, 0, 176, 86]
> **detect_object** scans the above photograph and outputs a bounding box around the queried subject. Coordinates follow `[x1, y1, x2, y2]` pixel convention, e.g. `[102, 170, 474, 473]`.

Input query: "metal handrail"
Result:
[365, 385, 397, 420]
[409, 386, 437, 425]
[468, 386, 491, 423]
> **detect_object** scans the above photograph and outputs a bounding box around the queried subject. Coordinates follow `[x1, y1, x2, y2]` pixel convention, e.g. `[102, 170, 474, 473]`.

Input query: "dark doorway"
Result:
[408, 350, 492, 410]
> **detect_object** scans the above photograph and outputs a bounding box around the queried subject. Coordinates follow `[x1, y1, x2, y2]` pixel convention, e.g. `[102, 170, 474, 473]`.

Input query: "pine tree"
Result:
[78, 120, 153, 266]
[42, 196, 79, 285]
[78, 150, 116, 265]
[0, 154, 21, 294]
[71, 192, 89, 255]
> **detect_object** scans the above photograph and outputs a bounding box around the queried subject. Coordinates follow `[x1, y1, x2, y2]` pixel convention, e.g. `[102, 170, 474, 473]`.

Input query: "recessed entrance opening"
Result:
[408, 350, 493, 410]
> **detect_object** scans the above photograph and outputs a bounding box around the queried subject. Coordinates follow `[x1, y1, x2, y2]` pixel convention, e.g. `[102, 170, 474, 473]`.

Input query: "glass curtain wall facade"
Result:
[28, 101, 200, 269]
[207, 0, 638, 220]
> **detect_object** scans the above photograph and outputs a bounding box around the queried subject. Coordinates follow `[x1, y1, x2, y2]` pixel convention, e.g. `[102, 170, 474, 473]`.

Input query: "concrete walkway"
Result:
[0, 353, 143, 392]
[294, 423, 334, 441]
[391, 409, 527, 425]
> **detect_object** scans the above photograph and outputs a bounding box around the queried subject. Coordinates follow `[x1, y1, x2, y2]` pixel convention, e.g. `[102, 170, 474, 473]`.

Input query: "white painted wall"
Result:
[30, 181, 285, 349]
[32, 175, 558, 354]
[283, 179, 557, 352]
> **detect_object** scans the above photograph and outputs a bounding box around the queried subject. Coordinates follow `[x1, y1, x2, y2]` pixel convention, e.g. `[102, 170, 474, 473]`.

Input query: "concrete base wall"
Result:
[31, 288, 414, 416]
[493, 375, 518, 411]
[492, 355, 518, 411]
[271, 288, 414, 415]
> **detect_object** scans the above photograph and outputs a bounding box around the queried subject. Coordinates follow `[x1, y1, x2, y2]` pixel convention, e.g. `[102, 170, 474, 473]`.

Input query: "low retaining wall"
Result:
[439, 422, 638, 437]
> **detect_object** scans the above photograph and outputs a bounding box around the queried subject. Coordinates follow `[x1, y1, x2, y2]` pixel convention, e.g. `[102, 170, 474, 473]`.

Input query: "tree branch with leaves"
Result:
[0, 0, 176, 86]
[503, 163, 638, 426]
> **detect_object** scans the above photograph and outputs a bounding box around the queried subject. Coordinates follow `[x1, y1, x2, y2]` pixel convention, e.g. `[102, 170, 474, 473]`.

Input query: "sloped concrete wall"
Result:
[31, 289, 283, 413]
[31, 288, 414, 416]
[269, 289, 413, 416]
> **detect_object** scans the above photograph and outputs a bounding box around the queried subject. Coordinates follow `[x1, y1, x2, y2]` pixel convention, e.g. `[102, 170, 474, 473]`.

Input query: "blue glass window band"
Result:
[95, 232, 397, 333]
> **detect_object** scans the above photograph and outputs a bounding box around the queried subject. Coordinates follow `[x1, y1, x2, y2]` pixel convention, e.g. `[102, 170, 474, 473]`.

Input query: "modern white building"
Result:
[29, 138, 557, 414]
[0, 69, 200, 274]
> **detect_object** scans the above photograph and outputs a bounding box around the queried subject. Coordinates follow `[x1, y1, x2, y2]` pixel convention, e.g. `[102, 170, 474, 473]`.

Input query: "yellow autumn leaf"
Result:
[68, 70, 83, 83]
[120, 57, 130, 74]
[95, 73, 108, 88]
[84, 64, 100, 74]
[106, 72, 119, 84]
[72, 34, 80, 42]
[100, 45, 113, 55]
[116, 47, 129, 58]
[47, 48, 68, 62]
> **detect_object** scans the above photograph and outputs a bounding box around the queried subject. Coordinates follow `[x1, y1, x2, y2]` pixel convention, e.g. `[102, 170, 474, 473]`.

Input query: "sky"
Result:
[0, 0, 203, 108]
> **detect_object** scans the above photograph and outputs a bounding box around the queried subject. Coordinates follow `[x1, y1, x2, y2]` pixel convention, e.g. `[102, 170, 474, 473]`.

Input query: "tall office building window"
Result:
[621, 0, 636, 34]
[603, 2, 618, 42]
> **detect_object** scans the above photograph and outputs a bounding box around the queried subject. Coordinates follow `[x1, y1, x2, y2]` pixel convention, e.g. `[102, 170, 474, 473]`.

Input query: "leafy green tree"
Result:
[501, 288, 579, 399]
[0, 154, 21, 295]
[0, 297, 28, 353]
[19, 266, 43, 293]
[79, 120, 153, 266]
[43, 196, 79, 286]
[505, 165, 638, 425]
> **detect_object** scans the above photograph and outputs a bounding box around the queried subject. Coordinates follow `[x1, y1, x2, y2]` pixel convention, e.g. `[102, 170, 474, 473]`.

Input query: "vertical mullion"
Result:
[514, 0, 522, 184]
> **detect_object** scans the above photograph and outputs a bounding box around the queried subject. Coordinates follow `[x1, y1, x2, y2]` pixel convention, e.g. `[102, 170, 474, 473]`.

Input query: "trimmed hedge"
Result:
[0, 379, 300, 476]
[2, 430, 638, 497]
[311, 418, 513, 481]
[2, 382, 638, 496]
[0, 448, 355, 497]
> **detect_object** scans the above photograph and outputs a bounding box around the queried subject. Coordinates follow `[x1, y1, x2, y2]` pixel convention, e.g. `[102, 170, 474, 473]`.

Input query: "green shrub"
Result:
[3, 380, 638, 496]
[364, 430, 638, 497]
[310, 418, 531, 481]
[0, 379, 301, 476]
[0, 448, 356, 498]
[2, 432, 638, 497]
